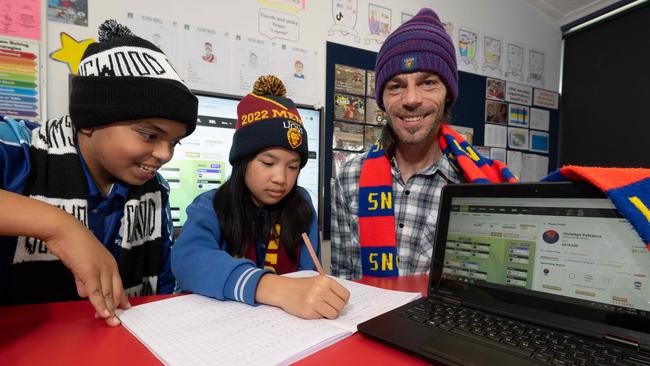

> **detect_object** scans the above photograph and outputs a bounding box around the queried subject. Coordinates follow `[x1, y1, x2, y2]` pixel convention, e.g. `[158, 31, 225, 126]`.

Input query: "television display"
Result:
[160, 93, 321, 226]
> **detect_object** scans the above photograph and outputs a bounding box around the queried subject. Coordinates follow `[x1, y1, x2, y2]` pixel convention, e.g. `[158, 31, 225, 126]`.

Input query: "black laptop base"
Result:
[358, 297, 650, 366]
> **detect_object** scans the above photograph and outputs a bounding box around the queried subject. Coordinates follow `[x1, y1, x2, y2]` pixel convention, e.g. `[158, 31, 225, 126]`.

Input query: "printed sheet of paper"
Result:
[181, 24, 230, 94]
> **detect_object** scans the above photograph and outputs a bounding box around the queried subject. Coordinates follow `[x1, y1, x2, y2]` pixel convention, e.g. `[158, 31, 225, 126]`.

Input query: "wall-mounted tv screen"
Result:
[160, 92, 322, 227]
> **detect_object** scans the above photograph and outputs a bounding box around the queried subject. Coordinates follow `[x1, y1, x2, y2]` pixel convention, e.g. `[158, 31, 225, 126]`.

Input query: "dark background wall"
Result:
[560, 3, 650, 168]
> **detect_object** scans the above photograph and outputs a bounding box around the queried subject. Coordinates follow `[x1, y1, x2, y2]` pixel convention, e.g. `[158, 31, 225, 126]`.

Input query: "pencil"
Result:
[301, 232, 325, 275]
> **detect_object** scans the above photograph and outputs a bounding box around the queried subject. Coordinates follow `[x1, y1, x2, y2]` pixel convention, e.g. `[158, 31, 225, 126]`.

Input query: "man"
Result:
[331, 8, 515, 279]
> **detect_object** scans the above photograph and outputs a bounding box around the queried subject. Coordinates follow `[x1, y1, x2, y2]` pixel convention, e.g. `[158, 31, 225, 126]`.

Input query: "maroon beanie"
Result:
[374, 8, 458, 110]
[229, 75, 309, 168]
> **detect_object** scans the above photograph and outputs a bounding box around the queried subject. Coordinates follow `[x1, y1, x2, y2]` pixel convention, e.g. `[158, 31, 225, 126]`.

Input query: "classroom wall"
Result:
[45, 0, 562, 118]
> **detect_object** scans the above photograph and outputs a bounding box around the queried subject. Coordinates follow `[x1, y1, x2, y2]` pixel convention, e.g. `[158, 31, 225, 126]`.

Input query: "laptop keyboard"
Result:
[401, 300, 650, 366]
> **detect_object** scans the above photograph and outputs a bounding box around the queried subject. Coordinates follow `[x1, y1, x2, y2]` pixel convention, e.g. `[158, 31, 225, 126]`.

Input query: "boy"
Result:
[0, 20, 198, 321]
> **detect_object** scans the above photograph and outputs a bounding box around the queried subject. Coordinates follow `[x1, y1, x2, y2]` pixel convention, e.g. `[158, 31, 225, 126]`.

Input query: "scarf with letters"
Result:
[358, 124, 517, 277]
[543, 166, 650, 251]
[8, 116, 165, 304]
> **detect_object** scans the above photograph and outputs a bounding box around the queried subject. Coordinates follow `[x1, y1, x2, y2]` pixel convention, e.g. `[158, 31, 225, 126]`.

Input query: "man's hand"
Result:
[256, 274, 350, 319]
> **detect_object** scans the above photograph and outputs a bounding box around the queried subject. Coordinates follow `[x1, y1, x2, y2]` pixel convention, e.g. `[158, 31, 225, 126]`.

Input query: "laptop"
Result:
[358, 182, 650, 366]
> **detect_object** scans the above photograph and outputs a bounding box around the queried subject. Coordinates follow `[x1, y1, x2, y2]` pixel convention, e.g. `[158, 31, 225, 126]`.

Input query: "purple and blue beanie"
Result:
[374, 8, 458, 110]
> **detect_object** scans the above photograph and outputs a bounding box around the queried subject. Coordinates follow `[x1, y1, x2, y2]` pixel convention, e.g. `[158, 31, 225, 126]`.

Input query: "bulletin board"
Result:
[323, 41, 560, 239]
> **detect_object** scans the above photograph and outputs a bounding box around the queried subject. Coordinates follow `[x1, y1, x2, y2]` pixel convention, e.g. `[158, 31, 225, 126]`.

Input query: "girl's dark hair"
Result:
[212, 155, 312, 263]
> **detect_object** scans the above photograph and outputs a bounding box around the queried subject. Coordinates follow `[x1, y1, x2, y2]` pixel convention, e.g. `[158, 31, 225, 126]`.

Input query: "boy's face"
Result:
[245, 147, 301, 207]
[79, 118, 187, 191]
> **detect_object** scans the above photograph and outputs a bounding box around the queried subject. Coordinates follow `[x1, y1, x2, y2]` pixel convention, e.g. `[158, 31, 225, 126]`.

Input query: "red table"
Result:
[0, 275, 430, 365]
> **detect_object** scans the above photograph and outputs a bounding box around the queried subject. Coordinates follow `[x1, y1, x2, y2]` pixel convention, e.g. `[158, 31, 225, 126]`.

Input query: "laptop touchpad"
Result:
[420, 332, 536, 366]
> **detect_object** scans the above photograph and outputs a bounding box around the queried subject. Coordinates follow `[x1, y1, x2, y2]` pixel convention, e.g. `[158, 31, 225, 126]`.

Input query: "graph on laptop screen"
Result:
[159, 93, 321, 227]
[442, 196, 650, 313]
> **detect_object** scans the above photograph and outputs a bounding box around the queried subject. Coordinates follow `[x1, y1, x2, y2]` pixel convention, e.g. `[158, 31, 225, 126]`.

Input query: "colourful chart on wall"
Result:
[0, 37, 40, 120]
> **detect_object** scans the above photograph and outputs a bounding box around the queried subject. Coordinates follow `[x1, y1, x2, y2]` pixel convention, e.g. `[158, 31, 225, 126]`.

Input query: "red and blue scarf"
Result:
[358, 124, 517, 277]
[543, 166, 650, 251]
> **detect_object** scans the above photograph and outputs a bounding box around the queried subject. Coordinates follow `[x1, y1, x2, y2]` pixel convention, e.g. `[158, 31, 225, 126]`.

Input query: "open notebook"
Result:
[118, 270, 421, 366]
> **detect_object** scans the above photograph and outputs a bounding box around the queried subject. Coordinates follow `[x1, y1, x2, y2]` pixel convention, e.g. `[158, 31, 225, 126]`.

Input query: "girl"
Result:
[172, 76, 349, 319]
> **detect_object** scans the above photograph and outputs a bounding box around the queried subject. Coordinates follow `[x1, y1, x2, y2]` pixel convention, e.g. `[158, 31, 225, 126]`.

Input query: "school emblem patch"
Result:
[287, 127, 302, 149]
[401, 56, 417, 71]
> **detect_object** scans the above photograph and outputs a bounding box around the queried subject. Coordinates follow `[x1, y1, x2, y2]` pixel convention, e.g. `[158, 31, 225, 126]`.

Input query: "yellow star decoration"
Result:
[49, 32, 96, 75]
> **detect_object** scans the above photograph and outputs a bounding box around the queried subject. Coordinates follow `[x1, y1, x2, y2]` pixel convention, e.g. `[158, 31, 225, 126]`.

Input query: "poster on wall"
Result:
[328, 0, 360, 42]
[276, 45, 318, 104]
[533, 88, 559, 109]
[481, 34, 503, 78]
[508, 103, 530, 128]
[457, 27, 479, 72]
[334, 93, 365, 123]
[529, 130, 549, 153]
[127, 12, 179, 66]
[504, 42, 525, 83]
[365, 3, 391, 45]
[484, 123, 507, 148]
[0, 37, 41, 121]
[181, 25, 231, 94]
[0, 0, 40, 40]
[334, 64, 365, 95]
[333, 121, 364, 151]
[505, 82, 532, 105]
[530, 107, 550, 131]
[485, 78, 505, 101]
[47, 0, 87, 27]
[485, 100, 507, 124]
[365, 97, 386, 125]
[508, 127, 529, 150]
[527, 48, 545, 87]
[233, 35, 272, 95]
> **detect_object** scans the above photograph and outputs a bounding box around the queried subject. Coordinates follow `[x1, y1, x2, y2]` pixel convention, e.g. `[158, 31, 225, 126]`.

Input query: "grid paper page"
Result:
[284, 270, 422, 331]
[119, 294, 349, 366]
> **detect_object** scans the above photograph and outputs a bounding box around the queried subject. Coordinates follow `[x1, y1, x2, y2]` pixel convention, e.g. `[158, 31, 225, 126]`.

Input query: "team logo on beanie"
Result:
[287, 127, 303, 149]
[401, 56, 417, 71]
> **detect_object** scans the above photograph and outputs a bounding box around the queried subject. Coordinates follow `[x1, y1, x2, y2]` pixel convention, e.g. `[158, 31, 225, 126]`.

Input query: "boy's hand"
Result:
[47, 217, 131, 326]
[256, 274, 350, 319]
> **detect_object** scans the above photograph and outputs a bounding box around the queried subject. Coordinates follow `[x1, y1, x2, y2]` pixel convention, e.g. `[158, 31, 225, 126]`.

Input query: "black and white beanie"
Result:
[69, 20, 198, 135]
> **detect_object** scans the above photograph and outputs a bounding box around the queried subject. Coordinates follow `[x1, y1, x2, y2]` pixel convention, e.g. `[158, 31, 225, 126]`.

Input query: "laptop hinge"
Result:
[603, 333, 640, 351]
[442, 295, 462, 306]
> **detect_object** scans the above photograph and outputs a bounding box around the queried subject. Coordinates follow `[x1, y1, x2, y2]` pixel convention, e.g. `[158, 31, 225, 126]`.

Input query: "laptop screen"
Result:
[432, 183, 650, 330]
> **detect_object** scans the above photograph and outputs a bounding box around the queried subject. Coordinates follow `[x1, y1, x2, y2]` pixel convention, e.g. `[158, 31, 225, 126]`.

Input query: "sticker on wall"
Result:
[328, 0, 360, 43]
[505, 42, 525, 83]
[49, 32, 95, 74]
[481, 35, 502, 77]
[365, 4, 391, 45]
[47, 0, 88, 27]
[457, 27, 478, 71]
[527, 48, 545, 87]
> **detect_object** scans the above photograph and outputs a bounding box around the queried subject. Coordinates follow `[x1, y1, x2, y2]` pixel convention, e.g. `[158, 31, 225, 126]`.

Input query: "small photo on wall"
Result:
[365, 98, 387, 125]
[508, 103, 530, 128]
[334, 93, 366, 123]
[486, 78, 505, 100]
[508, 127, 529, 150]
[364, 126, 383, 150]
[334, 64, 366, 95]
[485, 100, 507, 124]
[529, 130, 549, 153]
[366, 70, 376, 96]
[333, 121, 364, 151]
